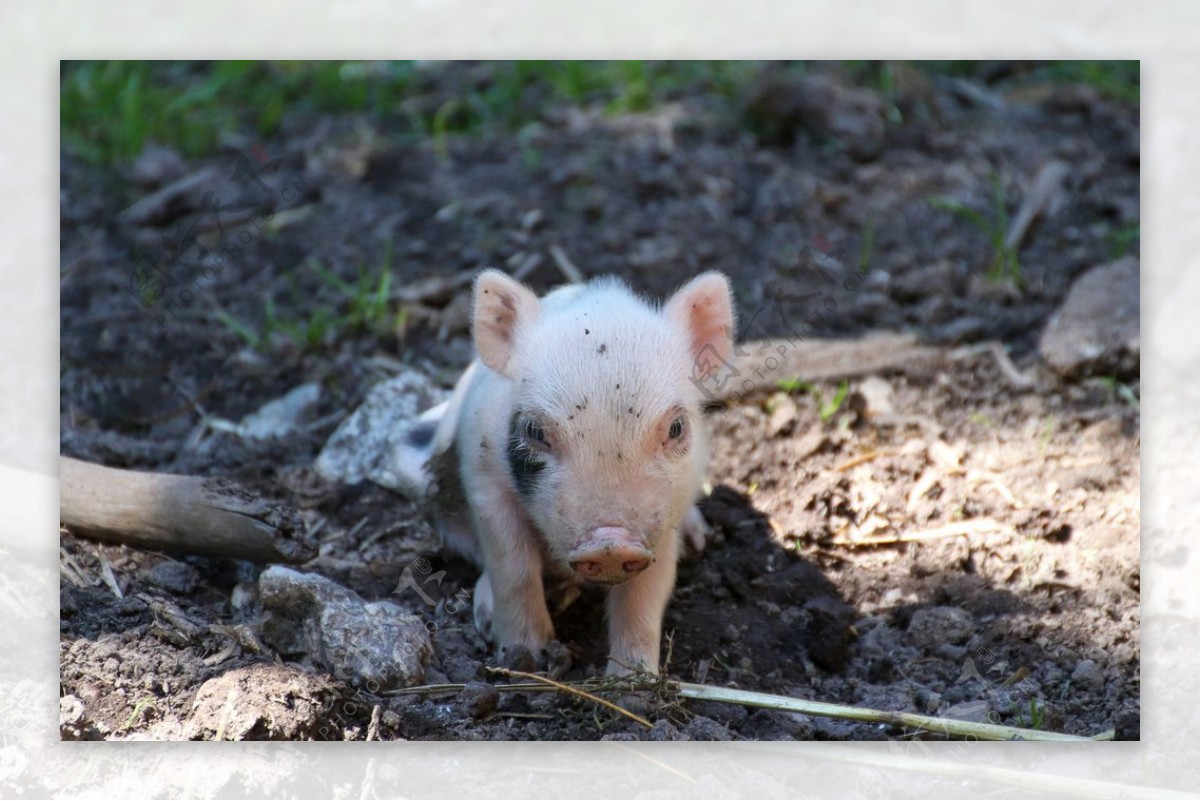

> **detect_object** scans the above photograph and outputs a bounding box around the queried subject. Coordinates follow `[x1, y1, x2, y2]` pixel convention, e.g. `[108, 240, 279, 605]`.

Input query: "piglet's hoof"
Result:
[497, 644, 539, 673]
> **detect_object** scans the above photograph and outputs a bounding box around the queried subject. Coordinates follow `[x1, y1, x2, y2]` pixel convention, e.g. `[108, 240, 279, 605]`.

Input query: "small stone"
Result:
[941, 699, 992, 725]
[682, 715, 733, 741]
[722, 623, 741, 643]
[856, 376, 894, 418]
[238, 383, 322, 441]
[765, 392, 799, 437]
[647, 720, 682, 741]
[907, 606, 975, 652]
[914, 688, 942, 714]
[144, 560, 200, 595]
[1039, 257, 1139, 377]
[315, 370, 449, 497]
[1070, 659, 1105, 693]
[458, 682, 499, 720]
[259, 566, 432, 691]
[187, 662, 337, 740]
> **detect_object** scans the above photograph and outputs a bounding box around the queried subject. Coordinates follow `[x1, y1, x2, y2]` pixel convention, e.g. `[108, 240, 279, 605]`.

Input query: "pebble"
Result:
[1070, 659, 1105, 693]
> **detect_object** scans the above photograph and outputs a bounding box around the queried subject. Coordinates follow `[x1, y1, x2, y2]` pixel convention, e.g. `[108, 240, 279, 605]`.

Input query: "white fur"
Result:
[431, 270, 733, 673]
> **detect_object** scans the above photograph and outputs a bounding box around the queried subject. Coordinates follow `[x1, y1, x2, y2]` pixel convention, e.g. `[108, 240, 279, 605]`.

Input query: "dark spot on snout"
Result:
[598, 343, 607, 354]
[506, 413, 545, 497]
[584, 328, 590, 335]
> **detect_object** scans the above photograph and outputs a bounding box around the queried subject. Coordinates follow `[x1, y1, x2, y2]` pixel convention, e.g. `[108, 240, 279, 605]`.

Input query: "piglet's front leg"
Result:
[471, 493, 555, 661]
[605, 526, 680, 676]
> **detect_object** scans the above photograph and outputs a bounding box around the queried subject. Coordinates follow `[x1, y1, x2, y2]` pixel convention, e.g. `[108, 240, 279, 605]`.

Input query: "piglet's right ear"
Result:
[473, 269, 540, 377]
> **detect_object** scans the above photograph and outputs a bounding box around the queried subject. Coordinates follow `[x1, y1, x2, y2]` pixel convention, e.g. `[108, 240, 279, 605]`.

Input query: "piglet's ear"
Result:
[664, 271, 735, 368]
[473, 269, 540, 377]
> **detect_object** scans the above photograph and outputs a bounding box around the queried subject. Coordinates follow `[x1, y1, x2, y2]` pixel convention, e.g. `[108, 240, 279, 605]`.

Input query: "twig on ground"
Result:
[486, 666, 653, 729]
[675, 683, 1109, 741]
[832, 517, 1013, 547]
[392, 674, 1106, 742]
[835, 449, 898, 472]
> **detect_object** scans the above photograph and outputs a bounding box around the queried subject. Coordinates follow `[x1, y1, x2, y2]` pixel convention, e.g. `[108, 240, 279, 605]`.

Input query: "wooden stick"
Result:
[60, 457, 315, 563]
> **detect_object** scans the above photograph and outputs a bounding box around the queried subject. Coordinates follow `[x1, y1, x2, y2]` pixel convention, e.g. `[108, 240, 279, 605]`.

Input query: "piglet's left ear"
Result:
[664, 271, 735, 367]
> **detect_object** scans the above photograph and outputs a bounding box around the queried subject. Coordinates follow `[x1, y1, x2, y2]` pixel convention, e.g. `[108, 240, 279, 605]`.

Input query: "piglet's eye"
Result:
[524, 419, 547, 445]
[668, 416, 686, 440]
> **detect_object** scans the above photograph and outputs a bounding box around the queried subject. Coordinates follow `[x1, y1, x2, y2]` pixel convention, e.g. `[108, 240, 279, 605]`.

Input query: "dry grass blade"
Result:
[486, 666, 653, 729]
[832, 517, 1013, 547]
[675, 682, 1107, 741]
[835, 449, 897, 472]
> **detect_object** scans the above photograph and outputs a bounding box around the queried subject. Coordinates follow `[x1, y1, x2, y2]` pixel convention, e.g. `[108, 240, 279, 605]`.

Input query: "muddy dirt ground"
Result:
[59, 61, 1139, 741]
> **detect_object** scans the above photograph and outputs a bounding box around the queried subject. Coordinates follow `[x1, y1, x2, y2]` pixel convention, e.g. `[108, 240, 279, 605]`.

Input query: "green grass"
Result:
[214, 248, 404, 352]
[930, 172, 1022, 287]
[62, 60, 1136, 168]
[1031, 60, 1139, 103]
[776, 378, 850, 422]
[1107, 222, 1140, 259]
[1014, 698, 1046, 730]
[62, 60, 764, 167]
[1092, 377, 1140, 411]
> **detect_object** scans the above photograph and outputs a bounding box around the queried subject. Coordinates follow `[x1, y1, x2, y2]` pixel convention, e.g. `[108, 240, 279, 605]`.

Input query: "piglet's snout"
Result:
[568, 527, 653, 585]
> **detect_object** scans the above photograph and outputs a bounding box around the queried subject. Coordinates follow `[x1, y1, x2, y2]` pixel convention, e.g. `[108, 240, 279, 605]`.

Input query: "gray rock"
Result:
[458, 682, 500, 720]
[941, 699, 992, 725]
[907, 606, 975, 651]
[315, 370, 448, 496]
[144, 560, 200, 595]
[259, 566, 432, 691]
[60, 694, 106, 741]
[238, 383, 322, 440]
[1039, 257, 1139, 377]
[682, 715, 734, 741]
[186, 662, 338, 740]
[647, 720, 682, 741]
[1070, 659, 1105, 693]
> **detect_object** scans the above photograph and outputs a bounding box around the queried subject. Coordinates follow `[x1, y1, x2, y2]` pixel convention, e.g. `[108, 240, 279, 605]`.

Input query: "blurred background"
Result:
[60, 60, 1138, 362]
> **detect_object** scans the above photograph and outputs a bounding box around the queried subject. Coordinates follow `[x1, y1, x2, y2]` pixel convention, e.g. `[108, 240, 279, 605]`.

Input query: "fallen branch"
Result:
[60, 456, 315, 563]
[726, 333, 942, 400]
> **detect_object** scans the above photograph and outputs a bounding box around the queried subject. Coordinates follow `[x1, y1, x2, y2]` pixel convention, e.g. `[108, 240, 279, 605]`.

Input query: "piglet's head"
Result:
[472, 269, 734, 584]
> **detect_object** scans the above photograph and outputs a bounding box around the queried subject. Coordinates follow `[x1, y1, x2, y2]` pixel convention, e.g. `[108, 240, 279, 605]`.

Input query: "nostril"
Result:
[622, 558, 649, 573]
[573, 560, 599, 576]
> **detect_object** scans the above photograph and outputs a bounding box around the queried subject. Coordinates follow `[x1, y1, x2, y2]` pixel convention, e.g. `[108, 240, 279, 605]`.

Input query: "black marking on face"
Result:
[584, 328, 590, 335]
[507, 413, 546, 497]
[405, 421, 436, 448]
[598, 343, 607, 354]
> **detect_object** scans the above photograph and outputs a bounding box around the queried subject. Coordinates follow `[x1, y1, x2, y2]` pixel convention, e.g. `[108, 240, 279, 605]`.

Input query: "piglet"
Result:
[421, 269, 734, 675]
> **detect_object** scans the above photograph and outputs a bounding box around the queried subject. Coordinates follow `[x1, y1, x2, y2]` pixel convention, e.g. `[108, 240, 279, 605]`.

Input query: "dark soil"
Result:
[59, 62, 1139, 741]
